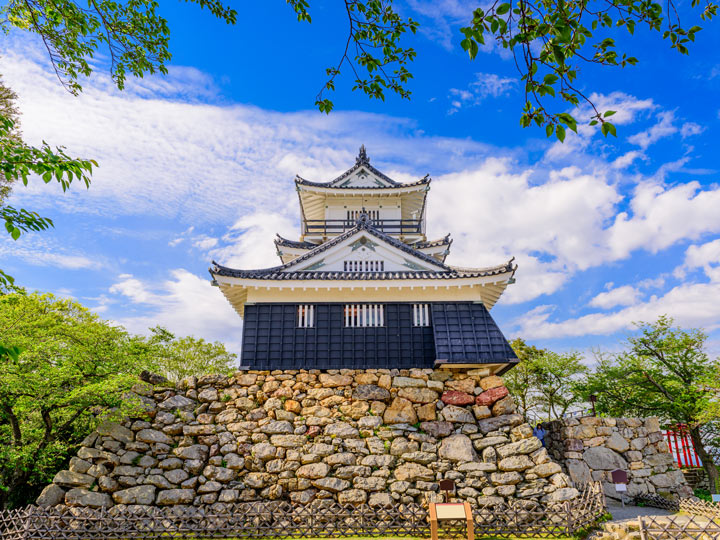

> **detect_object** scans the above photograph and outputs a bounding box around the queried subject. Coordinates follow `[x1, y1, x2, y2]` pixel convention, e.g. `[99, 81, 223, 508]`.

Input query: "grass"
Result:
[167, 536, 577, 540]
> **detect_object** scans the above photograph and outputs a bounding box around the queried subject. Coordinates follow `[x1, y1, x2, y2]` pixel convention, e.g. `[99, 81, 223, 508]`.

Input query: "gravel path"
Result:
[605, 500, 676, 522]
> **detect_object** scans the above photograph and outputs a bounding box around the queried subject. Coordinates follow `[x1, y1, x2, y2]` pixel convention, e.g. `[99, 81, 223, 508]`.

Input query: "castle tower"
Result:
[210, 147, 518, 373]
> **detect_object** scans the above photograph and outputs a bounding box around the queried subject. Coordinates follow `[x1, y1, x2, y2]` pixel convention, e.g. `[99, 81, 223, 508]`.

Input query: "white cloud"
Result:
[109, 269, 243, 352]
[169, 226, 195, 247]
[0, 235, 103, 270]
[210, 211, 297, 269]
[429, 159, 621, 302]
[7, 38, 720, 329]
[680, 122, 705, 138]
[589, 285, 642, 309]
[192, 236, 219, 251]
[607, 180, 720, 260]
[516, 239, 720, 339]
[627, 111, 677, 149]
[612, 150, 646, 169]
[544, 92, 655, 161]
[2, 43, 504, 230]
[448, 72, 515, 113]
[676, 239, 720, 282]
[517, 280, 720, 339]
[405, 0, 468, 50]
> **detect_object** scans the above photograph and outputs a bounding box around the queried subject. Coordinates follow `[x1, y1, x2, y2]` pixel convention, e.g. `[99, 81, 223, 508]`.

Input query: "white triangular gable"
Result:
[330, 166, 395, 188]
[284, 230, 447, 273]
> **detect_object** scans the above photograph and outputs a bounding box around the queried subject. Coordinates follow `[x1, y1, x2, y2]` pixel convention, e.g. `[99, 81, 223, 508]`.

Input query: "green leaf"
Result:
[604, 110, 616, 118]
[556, 125, 566, 142]
[496, 3, 511, 15]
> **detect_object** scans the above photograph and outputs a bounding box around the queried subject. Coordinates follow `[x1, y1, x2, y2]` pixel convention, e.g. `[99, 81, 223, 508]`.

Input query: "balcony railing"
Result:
[303, 219, 422, 235]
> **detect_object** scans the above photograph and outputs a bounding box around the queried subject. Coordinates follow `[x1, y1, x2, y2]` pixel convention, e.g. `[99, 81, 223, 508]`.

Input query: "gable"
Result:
[283, 230, 448, 274]
[330, 166, 396, 188]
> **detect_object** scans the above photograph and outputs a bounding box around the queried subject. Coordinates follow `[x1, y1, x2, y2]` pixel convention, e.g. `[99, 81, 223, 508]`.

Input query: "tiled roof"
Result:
[211, 214, 516, 281]
[274, 235, 319, 250]
[210, 266, 515, 280]
[412, 235, 452, 249]
[294, 145, 430, 190]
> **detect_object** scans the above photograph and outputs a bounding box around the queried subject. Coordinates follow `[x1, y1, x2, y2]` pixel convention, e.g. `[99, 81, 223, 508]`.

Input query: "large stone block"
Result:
[352, 384, 391, 402]
[583, 447, 628, 471]
[399, 387, 439, 403]
[475, 386, 509, 406]
[156, 489, 195, 505]
[394, 463, 434, 482]
[65, 488, 113, 508]
[441, 405, 475, 423]
[606, 433, 630, 453]
[438, 434, 477, 462]
[296, 463, 330, 479]
[441, 391, 475, 406]
[113, 485, 156, 505]
[477, 414, 523, 434]
[383, 397, 418, 424]
[36, 484, 66, 507]
[96, 422, 134, 444]
[53, 470, 94, 489]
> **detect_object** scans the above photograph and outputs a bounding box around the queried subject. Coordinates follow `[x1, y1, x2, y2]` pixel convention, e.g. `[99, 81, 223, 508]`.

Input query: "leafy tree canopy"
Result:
[142, 326, 237, 383]
[506, 338, 588, 422]
[0, 290, 147, 508]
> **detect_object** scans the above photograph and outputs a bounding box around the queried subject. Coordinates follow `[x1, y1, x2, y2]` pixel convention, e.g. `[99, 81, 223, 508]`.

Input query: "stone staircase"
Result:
[588, 518, 642, 540]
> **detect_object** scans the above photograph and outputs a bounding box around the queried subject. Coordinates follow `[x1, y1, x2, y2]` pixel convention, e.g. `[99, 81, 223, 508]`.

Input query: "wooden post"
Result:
[638, 516, 646, 540]
[429, 501, 439, 540]
[464, 501, 474, 540]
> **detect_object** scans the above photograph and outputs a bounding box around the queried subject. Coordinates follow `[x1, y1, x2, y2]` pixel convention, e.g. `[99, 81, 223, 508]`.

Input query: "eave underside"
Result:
[215, 276, 511, 317]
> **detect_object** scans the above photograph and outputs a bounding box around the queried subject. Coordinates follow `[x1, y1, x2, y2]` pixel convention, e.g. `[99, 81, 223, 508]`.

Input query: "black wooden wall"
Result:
[240, 302, 516, 371]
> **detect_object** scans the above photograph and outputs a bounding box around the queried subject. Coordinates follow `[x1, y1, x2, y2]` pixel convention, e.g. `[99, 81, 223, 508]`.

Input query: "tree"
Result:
[8, 1, 714, 140]
[0, 0, 238, 287]
[506, 338, 589, 422]
[0, 290, 147, 509]
[579, 316, 720, 493]
[506, 338, 546, 421]
[142, 326, 237, 383]
[0, 75, 19, 204]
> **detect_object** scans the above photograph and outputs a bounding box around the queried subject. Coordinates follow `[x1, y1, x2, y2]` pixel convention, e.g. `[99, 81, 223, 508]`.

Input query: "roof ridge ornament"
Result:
[356, 207, 372, 226]
[356, 144, 369, 165]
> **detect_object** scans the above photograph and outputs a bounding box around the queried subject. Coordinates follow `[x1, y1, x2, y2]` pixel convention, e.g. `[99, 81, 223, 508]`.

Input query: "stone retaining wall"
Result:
[541, 416, 692, 501]
[37, 369, 579, 510]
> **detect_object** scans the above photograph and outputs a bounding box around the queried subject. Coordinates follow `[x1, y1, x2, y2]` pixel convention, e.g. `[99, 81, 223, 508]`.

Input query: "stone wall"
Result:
[541, 416, 692, 501]
[37, 369, 579, 510]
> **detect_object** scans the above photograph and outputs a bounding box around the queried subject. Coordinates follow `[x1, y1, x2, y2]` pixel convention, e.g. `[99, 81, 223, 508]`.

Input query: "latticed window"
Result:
[343, 260, 384, 272]
[344, 304, 384, 327]
[413, 304, 430, 327]
[297, 305, 314, 328]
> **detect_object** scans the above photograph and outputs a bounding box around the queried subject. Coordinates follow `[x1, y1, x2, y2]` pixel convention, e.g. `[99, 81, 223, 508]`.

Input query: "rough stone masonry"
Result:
[541, 416, 692, 501]
[37, 369, 580, 510]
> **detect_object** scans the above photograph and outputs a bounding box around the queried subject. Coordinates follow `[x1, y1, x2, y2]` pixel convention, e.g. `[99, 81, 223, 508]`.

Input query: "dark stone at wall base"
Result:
[352, 385, 391, 402]
[420, 421, 454, 438]
[140, 371, 170, 386]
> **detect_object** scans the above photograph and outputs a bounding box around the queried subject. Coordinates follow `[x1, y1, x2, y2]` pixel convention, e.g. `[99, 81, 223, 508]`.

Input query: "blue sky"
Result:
[3, 1, 720, 358]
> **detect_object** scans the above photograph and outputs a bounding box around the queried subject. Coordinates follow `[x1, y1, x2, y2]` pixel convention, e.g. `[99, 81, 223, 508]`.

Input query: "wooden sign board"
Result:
[611, 469, 628, 484]
[435, 503, 467, 519]
[428, 501, 474, 540]
[614, 483, 627, 492]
